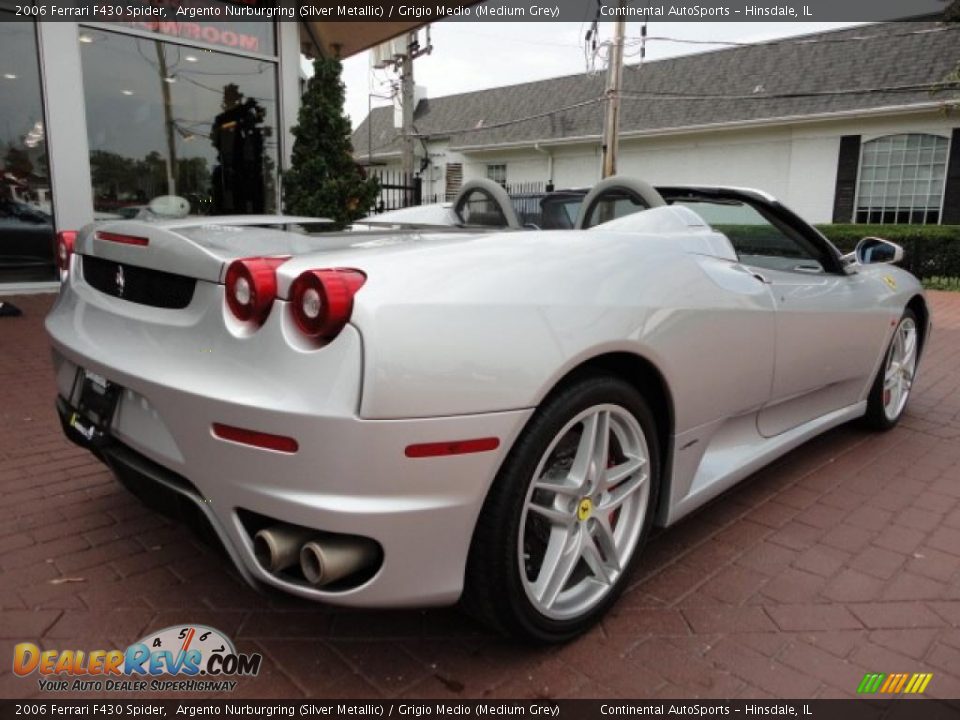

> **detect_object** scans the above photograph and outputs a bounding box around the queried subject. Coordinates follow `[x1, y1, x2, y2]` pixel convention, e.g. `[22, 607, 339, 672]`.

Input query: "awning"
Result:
[300, 4, 481, 58]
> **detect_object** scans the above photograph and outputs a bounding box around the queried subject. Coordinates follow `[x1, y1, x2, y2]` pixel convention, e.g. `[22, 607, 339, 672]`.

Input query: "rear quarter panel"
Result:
[346, 229, 777, 434]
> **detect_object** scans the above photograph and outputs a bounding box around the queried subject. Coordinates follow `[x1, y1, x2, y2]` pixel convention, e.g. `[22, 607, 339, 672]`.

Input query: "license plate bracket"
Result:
[69, 368, 121, 438]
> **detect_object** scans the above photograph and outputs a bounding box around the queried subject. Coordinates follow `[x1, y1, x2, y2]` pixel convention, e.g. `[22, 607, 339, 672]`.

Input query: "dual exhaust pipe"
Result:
[254, 525, 378, 587]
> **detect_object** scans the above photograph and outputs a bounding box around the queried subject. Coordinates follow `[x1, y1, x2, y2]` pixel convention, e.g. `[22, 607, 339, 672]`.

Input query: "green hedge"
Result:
[814, 224, 960, 284]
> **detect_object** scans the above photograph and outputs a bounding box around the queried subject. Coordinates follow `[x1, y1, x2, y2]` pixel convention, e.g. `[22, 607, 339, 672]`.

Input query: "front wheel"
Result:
[464, 375, 659, 642]
[863, 309, 920, 430]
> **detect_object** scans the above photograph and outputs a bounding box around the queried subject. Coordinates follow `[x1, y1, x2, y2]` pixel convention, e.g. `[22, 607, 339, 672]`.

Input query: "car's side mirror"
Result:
[850, 236, 904, 266]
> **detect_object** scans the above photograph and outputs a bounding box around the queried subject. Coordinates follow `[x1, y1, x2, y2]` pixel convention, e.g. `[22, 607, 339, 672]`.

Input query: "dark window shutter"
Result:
[832, 135, 861, 223]
[942, 128, 960, 225]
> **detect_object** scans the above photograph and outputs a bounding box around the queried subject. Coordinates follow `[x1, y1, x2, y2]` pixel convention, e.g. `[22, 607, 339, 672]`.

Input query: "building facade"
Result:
[354, 21, 959, 228]
[0, 9, 305, 291]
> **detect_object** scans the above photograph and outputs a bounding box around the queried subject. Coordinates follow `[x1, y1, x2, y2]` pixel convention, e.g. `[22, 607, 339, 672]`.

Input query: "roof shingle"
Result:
[352, 20, 959, 157]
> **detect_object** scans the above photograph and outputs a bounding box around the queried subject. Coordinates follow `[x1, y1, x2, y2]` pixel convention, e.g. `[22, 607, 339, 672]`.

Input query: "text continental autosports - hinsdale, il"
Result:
[601, 706, 805, 717]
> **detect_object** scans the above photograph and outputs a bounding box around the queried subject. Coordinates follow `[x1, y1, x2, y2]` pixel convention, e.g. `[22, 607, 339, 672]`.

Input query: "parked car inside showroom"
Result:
[45, 177, 929, 642]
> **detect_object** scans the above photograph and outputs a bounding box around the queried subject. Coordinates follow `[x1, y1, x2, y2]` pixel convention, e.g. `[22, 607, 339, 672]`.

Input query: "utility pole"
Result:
[601, 8, 626, 179]
[367, 91, 394, 166]
[400, 31, 417, 182]
[395, 28, 431, 205]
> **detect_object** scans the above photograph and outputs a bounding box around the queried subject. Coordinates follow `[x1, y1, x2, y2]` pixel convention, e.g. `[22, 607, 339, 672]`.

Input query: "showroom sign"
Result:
[113, 20, 269, 52]
[108, 0, 274, 54]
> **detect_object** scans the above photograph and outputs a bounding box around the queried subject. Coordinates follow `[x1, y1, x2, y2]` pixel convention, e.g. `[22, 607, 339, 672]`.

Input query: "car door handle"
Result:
[751, 272, 771, 284]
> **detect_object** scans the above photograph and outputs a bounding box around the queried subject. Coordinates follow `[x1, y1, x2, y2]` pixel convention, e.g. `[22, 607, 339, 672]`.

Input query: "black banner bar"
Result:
[0, 0, 951, 22]
[3, 700, 960, 720]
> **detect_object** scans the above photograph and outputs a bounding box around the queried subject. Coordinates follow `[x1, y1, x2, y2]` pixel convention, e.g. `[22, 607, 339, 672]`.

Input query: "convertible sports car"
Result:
[46, 177, 929, 641]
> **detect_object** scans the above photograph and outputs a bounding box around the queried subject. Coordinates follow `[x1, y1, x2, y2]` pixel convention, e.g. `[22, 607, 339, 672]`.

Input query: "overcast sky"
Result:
[338, 21, 867, 129]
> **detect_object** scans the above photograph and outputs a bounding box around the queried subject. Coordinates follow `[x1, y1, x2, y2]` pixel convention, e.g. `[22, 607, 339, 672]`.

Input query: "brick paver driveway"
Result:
[2, 292, 960, 700]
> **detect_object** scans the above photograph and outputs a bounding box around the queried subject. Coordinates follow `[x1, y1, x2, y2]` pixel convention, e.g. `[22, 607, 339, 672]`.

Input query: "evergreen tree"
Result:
[283, 56, 379, 227]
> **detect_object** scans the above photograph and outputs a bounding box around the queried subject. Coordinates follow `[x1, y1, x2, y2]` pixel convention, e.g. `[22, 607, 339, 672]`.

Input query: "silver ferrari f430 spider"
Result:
[46, 178, 929, 641]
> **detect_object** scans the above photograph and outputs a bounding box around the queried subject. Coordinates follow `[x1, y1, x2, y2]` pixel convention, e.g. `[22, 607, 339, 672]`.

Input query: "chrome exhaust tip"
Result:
[300, 537, 379, 587]
[254, 525, 315, 573]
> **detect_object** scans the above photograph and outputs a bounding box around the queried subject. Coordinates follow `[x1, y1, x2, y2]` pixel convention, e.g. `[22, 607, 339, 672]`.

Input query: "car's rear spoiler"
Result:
[75, 216, 336, 284]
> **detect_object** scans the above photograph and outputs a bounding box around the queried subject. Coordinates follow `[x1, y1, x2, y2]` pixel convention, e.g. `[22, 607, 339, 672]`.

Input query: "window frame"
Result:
[658, 186, 847, 276]
[0, 15, 58, 283]
[78, 25, 283, 218]
[485, 163, 507, 186]
[852, 132, 950, 226]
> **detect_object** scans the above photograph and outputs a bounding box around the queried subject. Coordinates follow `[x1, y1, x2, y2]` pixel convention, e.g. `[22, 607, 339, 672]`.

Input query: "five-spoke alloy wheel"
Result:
[465, 375, 659, 642]
[865, 308, 921, 430]
[519, 404, 650, 620]
[882, 316, 918, 422]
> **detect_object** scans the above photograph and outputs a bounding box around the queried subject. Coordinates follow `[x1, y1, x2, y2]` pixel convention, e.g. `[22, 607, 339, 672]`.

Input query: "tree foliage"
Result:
[283, 56, 379, 227]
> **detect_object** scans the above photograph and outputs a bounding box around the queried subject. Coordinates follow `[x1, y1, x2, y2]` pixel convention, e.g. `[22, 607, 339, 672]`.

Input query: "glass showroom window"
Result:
[79, 28, 279, 219]
[0, 17, 55, 283]
[855, 133, 948, 224]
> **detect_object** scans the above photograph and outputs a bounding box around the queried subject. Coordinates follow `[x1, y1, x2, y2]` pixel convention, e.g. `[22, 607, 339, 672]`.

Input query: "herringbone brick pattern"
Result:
[1, 292, 959, 699]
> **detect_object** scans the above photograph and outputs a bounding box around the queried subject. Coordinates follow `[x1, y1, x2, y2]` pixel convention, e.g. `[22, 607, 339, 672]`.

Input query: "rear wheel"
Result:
[863, 309, 919, 430]
[464, 375, 659, 642]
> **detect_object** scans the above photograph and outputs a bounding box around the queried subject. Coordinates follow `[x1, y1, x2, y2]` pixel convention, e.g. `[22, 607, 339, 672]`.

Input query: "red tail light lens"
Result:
[96, 231, 149, 246]
[225, 257, 287, 325]
[55, 231, 77, 273]
[290, 269, 366, 340]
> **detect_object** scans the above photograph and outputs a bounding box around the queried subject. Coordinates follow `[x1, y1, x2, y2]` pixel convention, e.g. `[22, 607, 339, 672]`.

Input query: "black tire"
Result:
[463, 374, 660, 643]
[863, 308, 919, 431]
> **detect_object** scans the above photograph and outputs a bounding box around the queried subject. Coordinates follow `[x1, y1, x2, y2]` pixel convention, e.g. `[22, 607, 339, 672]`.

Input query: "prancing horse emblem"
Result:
[115, 265, 125, 297]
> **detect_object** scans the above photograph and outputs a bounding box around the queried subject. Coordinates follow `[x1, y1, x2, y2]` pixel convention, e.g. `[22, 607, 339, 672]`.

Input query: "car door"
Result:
[668, 192, 890, 437]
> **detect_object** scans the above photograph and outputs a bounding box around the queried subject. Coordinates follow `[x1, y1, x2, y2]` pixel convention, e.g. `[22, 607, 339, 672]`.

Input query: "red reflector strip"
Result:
[96, 231, 149, 247]
[405, 437, 500, 458]
[212, 423, 299, 454]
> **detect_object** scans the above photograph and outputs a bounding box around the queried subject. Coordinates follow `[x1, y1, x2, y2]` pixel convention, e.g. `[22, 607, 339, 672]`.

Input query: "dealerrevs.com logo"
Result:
[13, 625, 262, 693]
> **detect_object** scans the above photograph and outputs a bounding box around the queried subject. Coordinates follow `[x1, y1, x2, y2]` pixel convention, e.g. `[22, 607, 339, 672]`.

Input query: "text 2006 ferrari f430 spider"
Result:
[46, 178, 930, 641]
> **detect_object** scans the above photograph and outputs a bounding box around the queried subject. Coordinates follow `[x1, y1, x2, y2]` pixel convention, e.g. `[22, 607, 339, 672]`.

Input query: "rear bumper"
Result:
[53, 384, 532, 607]
[46, 282, 534, 607]
[56, 397, 259, 588]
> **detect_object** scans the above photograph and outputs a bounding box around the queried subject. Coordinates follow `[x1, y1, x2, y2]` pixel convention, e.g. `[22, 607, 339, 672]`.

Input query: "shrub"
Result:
[283, 56, 379, 228]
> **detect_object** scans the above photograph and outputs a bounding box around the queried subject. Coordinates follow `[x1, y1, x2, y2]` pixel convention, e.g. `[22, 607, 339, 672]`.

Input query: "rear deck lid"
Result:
[77, 216, 482, 284]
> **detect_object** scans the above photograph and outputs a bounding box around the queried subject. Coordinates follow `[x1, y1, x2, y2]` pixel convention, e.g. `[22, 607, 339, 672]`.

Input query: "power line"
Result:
[361, 76, 958, 153]
[411, 96, 606, 137]
[628, 24, 957, 49]
[619, 80, 958, 102]
[360, 96, 608, 153]
[359, 22, 958, 154]
[587, 24, 958, 68]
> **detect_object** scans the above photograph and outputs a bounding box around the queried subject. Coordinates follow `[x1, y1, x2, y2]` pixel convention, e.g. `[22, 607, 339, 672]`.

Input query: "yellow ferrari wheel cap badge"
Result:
[577, 498, 593, 522]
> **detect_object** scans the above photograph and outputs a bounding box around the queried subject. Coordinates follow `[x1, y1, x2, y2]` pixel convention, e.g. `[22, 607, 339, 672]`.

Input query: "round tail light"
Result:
[290, 269, 366, 340]
[225, 257, 287, 325]
[55, 231, 77, 274]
